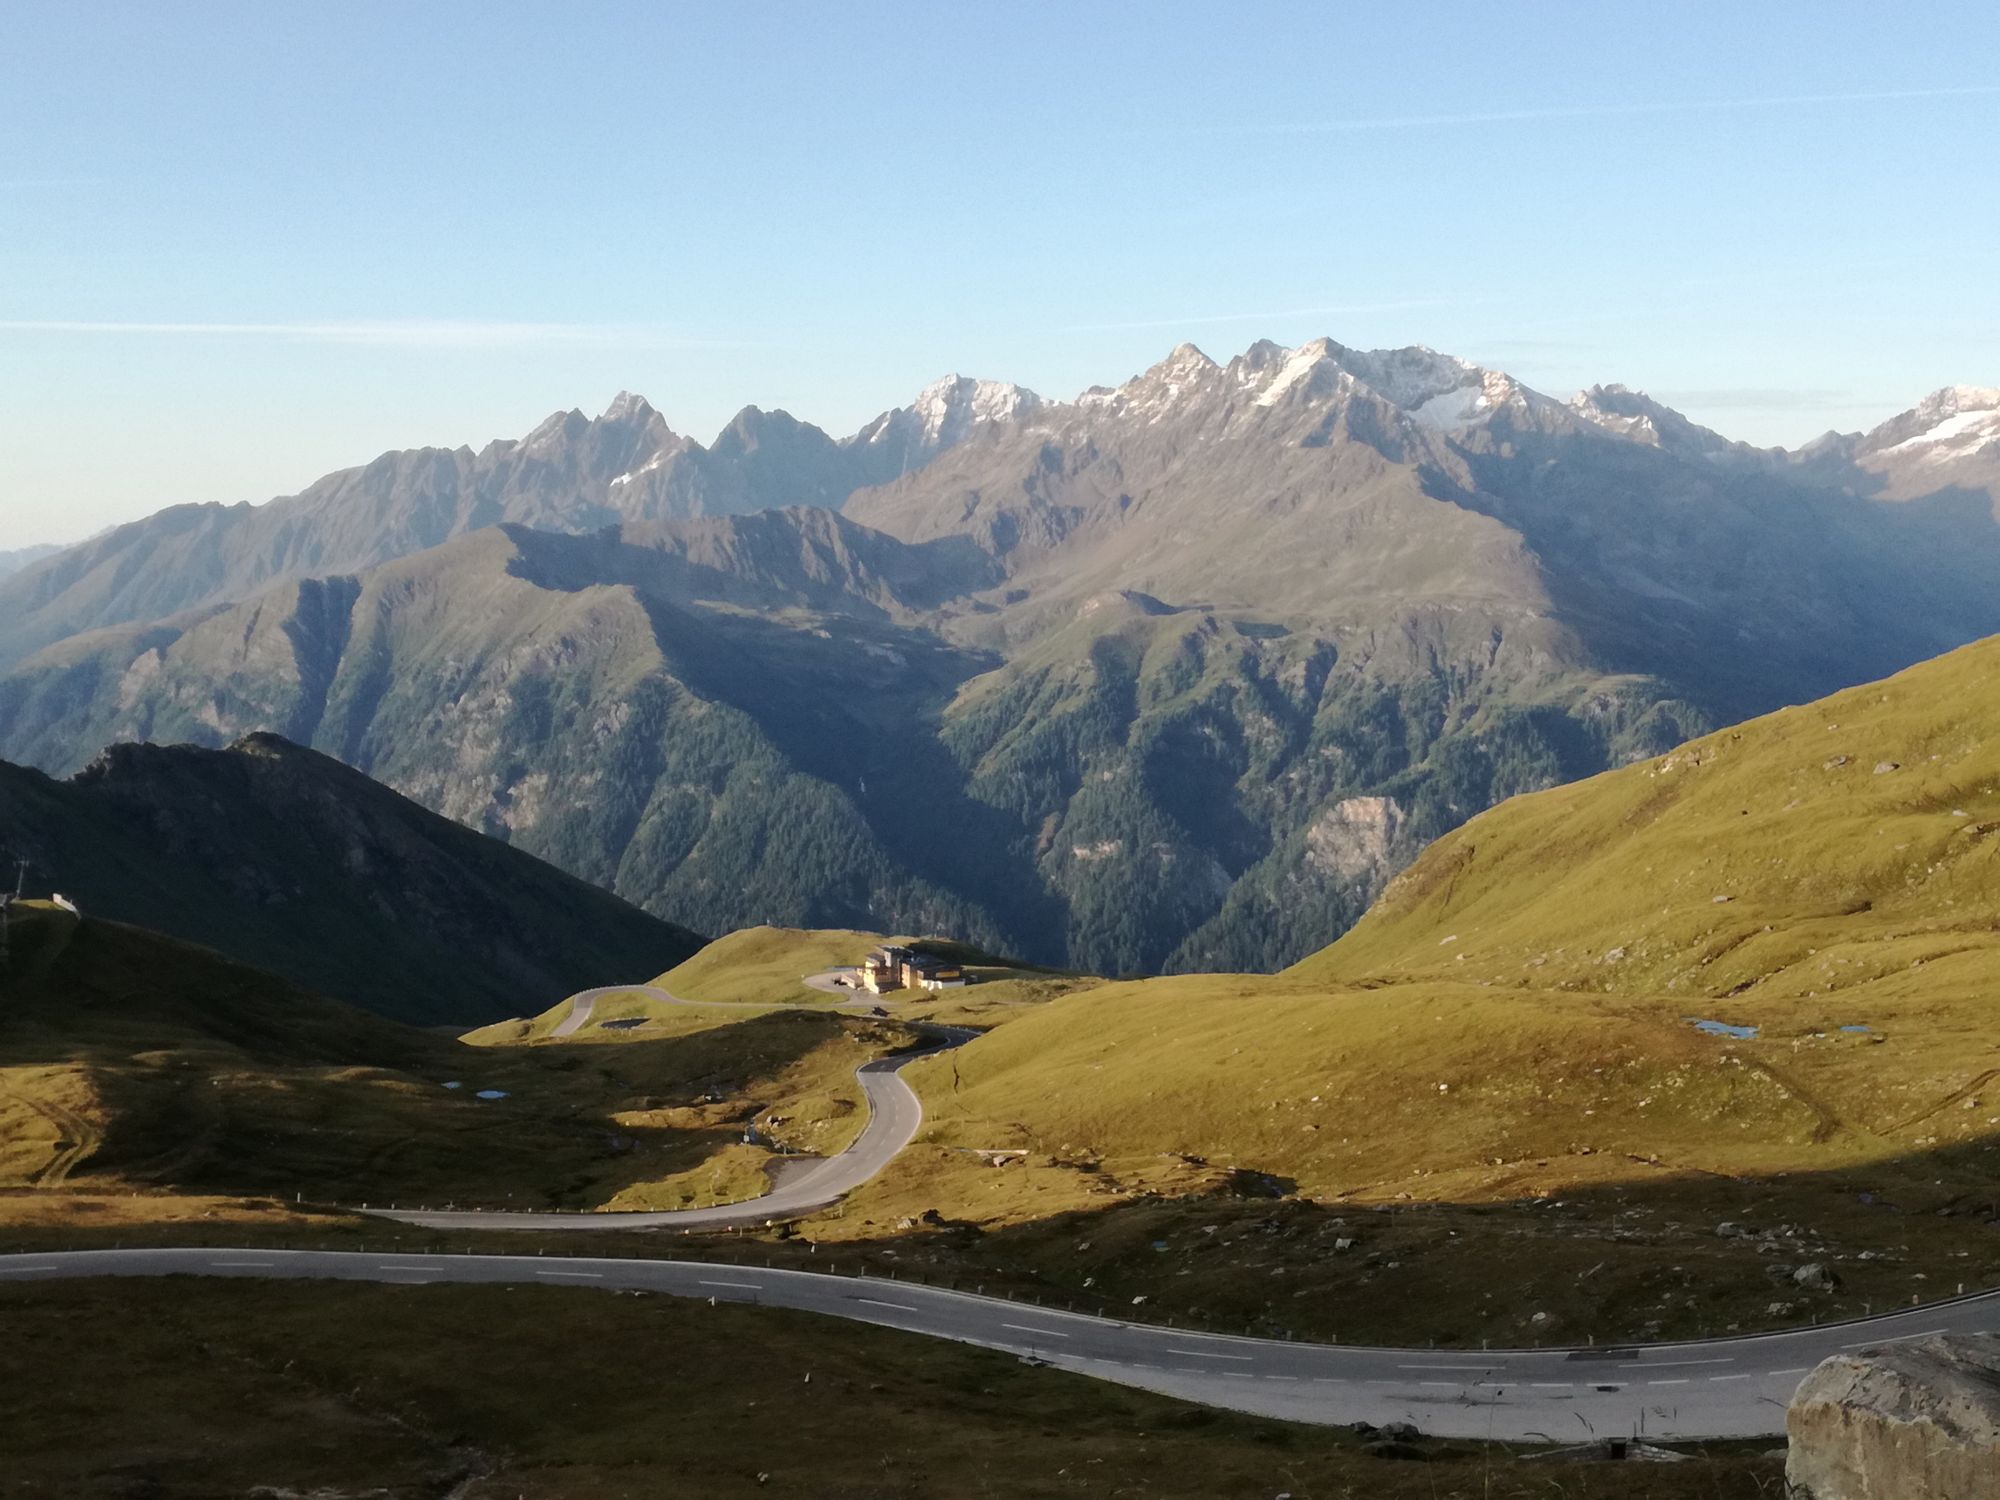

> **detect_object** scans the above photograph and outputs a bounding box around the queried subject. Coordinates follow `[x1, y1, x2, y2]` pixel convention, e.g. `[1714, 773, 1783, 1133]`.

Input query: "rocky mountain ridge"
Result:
[4, 335, 1996, 974]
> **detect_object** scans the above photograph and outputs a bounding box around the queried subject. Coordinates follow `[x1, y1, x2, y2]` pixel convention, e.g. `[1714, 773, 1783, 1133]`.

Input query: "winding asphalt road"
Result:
[6, 1246, 1993, 1440]
[54, 972, 1988, 1440]
[371, 1006, 971, 1232]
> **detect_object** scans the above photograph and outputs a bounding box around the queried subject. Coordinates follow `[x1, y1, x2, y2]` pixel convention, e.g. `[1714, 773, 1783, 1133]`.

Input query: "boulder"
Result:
[1786, 1334, 2000, 1498]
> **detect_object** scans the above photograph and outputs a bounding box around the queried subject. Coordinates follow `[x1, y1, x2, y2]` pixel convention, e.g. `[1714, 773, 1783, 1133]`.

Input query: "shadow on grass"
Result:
[2, 920, 896, 1210]
[818, 1132, 2000, 1349]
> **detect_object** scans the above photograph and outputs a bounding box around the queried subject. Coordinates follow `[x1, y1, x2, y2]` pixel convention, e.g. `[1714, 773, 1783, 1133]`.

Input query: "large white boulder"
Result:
[1786, 1334, 2000, 1498]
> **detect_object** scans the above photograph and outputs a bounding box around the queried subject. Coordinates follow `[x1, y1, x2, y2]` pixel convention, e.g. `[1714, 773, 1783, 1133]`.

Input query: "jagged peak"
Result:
[1911, 384, 2000, 420]
[521, 407, 588, 452]
[1869, 384, 2000, 457]
[1148, 341, 1219, 377]
[600, 390, 657, 423]
[852, 373, 1043, 454]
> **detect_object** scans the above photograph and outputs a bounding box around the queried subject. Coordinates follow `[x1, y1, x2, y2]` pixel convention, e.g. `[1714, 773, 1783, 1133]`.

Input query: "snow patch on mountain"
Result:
[1254, 342, 1335, 407]
[849, 375, 1044, 464]
[609, 450, 671, 487]
[1884, 387, 2000, 459]
[1888, 406, 2000, 452]
[909, 375, 1042, 446]
[1408, 384, 1486, 430]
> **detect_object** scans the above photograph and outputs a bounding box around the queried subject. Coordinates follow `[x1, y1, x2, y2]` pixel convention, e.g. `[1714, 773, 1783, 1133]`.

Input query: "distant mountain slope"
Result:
[0, 378, 1039, 669]
[2, 336, 1995, 975]
[0, 734, 702, 1025]
[1295, 630, 2000, 1002]
[0, 544, 62, 579]
[0, 515, 1040, 956]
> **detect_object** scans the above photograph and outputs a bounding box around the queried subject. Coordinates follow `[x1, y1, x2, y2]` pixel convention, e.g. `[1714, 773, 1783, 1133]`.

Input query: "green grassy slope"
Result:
[652, 924, 884, 1004]
[0, 733, 701, 1026]
[844, 636, 2000, 1342]
[1297, 630, 2000, 1003]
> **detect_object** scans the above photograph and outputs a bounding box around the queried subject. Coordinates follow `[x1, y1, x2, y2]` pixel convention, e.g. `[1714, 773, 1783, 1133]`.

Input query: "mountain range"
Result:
[3, 340, 1996, 974]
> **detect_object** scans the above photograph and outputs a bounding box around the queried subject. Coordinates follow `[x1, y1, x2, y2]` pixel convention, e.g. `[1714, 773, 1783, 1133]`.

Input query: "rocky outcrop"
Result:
[1786, 1334, 2000, 1499]
[1304, 796, 1408, 883]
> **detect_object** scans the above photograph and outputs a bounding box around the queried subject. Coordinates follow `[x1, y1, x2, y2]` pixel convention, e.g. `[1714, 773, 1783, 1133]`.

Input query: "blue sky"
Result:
[4, 1, 1998, 546]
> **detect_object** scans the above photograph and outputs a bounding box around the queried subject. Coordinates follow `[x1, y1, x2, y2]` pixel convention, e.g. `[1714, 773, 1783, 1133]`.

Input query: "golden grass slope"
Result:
[1296, 631, 1999, 1011]
[888, 635, 2000, 1217]
[651, 924, 883, 1005]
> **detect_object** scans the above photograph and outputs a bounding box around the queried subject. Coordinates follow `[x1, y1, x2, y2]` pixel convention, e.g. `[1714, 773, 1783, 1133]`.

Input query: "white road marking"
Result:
[1167, 1348, 1255, 1362]
[1224, 1372, 1254, 1379]
[1648, 1378, 1690, 1387]
[1399, 1363, 1494, 1371]
[1530, 1382, 1575, 1389]
[1266, 1374, 1299, 1382]
[378, 1264, 443, 1272]
[0, 1265, 59, 1274]
[1001, 1323, 1071, 1338]
[1420, 1381, 1463, 1388]
[1709, 1374, 1752, 1382]
[535, 1270, 603, 1279]
[211, 1260, 277, 1267]
[856, 1297, 920, 1313]
[1618, 1357, 1731, 1368]
[1773, 1367, 1812, 1376]
[1841, 1328, 1946, 1349]
[698, 1280, 763, 1291]
[1312, 1377, 1343, 1384]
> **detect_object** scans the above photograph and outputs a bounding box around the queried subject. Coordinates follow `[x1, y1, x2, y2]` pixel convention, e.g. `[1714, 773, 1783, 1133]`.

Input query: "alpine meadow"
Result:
[6, 7, 2000, 1497]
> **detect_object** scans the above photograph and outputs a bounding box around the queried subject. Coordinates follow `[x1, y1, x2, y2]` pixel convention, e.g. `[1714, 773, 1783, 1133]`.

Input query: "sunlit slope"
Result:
[894, 637, 2000, 1217]
[902, 974, 1871, 1199]
[1296, 631, 2000, 1004]
[653, 925, 883, 1004]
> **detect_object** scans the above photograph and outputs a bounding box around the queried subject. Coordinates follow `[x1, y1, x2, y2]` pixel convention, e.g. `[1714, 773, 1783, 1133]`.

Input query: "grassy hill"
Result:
[0, 733, 701, 1025]
[653, 924, 884, 1005]
[831, 636, 2000, 1344]
[0, 906, 910, 1220]
[1297, 631, 2000, 1004]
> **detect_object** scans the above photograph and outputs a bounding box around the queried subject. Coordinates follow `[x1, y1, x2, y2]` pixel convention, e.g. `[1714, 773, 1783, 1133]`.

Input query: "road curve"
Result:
[547, 991, 597, 1037]
[370, 1027, 972, 1232]
[7, 1247, 1994, 1441]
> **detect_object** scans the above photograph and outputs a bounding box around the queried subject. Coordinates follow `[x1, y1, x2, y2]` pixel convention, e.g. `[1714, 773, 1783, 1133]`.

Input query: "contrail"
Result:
[1192, 83, 2000, 137]
[0, 319, 747, 349]
[1060, 298, 1454, 334]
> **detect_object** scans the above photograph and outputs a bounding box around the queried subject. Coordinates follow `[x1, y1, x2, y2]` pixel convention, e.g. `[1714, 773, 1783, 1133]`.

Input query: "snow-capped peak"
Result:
[906, 374, 1042, 446]
[846, 374, 1043, 470]
[1864, 385, 2000, 459]
[1881, 386, 2000, 457]
[1251, 338, 1343, 407]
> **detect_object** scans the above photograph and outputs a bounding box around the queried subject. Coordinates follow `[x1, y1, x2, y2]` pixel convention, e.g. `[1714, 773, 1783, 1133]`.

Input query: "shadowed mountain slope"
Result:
[0, 734, 702, 1025]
